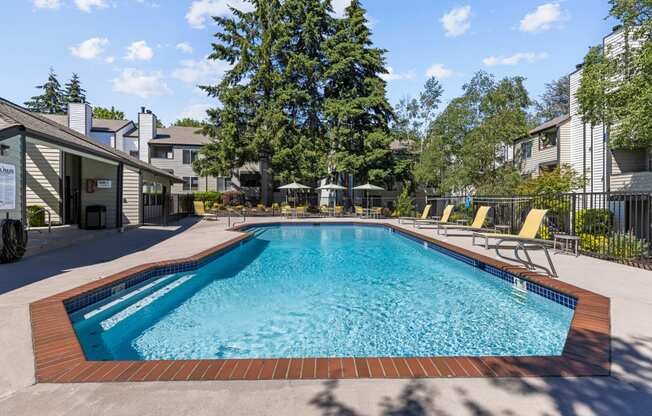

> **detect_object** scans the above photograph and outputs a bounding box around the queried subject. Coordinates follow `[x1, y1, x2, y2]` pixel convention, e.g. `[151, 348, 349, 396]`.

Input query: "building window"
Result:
[182, 176, 199, 191]
[521, 141, 532, 159]
[182, 149, 199, 165]
[540, 130, 557, 149]
[129, 150, 139, 158]
[152, 146, 173, 159]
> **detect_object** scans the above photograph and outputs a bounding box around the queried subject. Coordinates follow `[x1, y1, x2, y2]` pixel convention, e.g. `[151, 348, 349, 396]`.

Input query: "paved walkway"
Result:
[1, 216, 651, 415]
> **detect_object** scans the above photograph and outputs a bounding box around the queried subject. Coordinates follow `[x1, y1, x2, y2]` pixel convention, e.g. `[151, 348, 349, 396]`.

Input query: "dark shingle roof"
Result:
[530, 114, 570, 135]
[126, 126, 211, 146]
[38, 113, 133, 132]
[0, 98, 180, 182]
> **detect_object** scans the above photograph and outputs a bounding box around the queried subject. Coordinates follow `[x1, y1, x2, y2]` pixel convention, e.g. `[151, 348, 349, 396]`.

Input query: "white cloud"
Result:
[112, 69, 172, 98]
[125, 40, 154, 61]
[331, 0, 351, 18]
[70, 37, 109, 60]
[519, 3, 562, 33]
[180, 103, 211, 121]
[74, 0, 107, 12]
[186, 0, 254, 29]
[172, 57, 232, 85]
[441, 6, 471, 37]
[425, 63, 454, 79]
[483, 52, 549, 66]
[176, 42, 194, 54]
[380, 67, 415, 82]
[34, 0, 60, 9]
[104, 56, 115, 64]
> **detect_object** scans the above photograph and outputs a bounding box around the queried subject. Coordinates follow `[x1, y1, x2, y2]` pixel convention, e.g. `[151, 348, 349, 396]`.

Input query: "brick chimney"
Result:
[138, 106, 157, 162]
[68, 102, 92, 136]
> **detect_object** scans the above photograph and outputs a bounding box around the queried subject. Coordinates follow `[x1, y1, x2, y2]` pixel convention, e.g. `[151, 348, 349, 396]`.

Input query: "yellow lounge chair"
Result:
[355, 206, 365, 217]
[415, 204, 453, 228]
[472, 209, 557, 277]
[437, 206, 492, 236]
[193, 201, 217, 221]
[398, 204, 432, 224]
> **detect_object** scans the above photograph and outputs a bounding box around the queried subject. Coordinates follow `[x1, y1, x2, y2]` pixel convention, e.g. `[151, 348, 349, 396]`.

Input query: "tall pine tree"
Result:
[24, 67, 66, 114]
[64, 73, 87, 104]
[322, 0, 395, 186]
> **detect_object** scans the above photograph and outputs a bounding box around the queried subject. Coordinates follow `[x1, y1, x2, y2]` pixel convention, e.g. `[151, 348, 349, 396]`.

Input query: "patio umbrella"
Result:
[278, 182, 312, 208]
[316, 183, 346, 211]
[353, 183, 385, 209]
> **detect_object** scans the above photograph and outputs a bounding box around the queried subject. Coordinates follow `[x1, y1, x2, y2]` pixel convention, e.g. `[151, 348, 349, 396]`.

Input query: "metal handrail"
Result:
[228, 209, 246, 228]
[27, 208, 52, 233]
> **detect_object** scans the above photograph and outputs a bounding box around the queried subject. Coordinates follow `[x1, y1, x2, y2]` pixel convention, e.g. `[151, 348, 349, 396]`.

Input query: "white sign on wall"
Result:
[96, 179, 112, 189]
[0, 163, 16, 210]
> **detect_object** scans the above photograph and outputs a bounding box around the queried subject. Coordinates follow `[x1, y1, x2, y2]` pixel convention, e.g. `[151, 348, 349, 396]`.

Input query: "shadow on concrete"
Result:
[0, 217, 202, 295]
[309, 336, 652, 416]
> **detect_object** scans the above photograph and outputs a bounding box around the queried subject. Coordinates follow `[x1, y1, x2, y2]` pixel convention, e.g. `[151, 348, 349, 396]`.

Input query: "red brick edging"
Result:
[30, 221, 610, 383]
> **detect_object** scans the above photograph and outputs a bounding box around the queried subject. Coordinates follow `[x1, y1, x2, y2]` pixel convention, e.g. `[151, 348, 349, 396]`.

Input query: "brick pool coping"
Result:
[29, 221, 610, 383]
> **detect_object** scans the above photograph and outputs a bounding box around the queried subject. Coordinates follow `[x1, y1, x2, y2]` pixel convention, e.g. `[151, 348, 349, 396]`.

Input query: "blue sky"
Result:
[0, 0, 616, 125]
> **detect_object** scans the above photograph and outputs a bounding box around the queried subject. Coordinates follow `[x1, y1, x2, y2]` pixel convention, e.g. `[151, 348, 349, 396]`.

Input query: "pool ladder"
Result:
[511, 278, 528, 304]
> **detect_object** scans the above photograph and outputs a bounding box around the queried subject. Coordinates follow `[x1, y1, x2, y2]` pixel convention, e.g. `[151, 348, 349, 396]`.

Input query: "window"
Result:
[182, 176, 199, 191]
[521, 141, 532, 159]
[182, 149, 199, 165]
[151, 146, 173, 159]
[129, 150, 139, 158]
[540, 130, 557, 149]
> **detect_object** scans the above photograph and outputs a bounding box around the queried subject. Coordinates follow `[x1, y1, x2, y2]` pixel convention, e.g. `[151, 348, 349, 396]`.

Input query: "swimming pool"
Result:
[70, 224, 574, 361]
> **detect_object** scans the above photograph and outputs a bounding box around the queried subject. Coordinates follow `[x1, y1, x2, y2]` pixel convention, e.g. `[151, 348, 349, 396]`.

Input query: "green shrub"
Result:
[193, 191, 222, 208]
[392, 187, 414, 217]
[579, 232, 648, 260]
[27, 205, 46, 227]
[538, 225, 551, 240]
[575, 208, 613, 235]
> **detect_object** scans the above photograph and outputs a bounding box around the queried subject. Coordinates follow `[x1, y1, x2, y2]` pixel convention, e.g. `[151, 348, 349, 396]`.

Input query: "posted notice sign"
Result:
[0, 163, 16, 210]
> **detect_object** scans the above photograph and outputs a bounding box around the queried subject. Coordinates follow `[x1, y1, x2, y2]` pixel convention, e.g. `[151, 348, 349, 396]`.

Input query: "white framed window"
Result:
[521, 141, 533, 159]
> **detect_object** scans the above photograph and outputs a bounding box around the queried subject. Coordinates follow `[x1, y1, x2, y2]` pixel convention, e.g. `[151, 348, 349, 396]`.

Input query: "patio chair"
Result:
[415, 205, 454, 228]
[472, 209, 557, 277]
[398, 204, 431, 224]
[335, 206, 343, 217]
[296, 206, 307, 217]
[281, 205, 292, 218]
[437, 206, 492, 236]
[355, 206, 365, 217]
[193, 201, 218, 221]
[320, 205, 330, 217]
[372, 207, 383, 219]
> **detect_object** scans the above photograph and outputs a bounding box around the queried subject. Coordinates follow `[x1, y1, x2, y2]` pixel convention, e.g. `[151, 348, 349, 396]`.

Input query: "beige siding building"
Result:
[0, 98, 181, 230]
[513, 115, 571, 178]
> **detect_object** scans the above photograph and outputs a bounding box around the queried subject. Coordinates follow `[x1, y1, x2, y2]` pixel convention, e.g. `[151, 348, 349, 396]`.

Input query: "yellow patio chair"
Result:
[472, 209, 557, 277]
[355, 206, 365, 217]
[335, 206, 343, 216]
[437, 206, 492, 236]
[372, 207, 383, 218]
[415, 204, 454, 228]
[194, 201, 217, 221]
[399, 204, 432, 225]
[296, 206, 306, 217]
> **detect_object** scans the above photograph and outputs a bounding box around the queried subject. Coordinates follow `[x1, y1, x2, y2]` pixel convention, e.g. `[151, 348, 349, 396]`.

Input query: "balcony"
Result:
[610, 171, 652, 192]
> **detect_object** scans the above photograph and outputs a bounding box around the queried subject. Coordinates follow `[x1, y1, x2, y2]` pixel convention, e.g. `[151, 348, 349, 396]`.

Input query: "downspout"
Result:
[116, 162, 124, 230]
[583, 123, 587, 193]
[21, 133, 27, 225]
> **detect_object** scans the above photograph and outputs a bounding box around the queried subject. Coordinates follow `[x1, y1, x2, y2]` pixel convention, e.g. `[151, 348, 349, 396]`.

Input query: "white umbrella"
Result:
[353, 183, 385, 209]
[317, 183, 346, 211]
[278, 182, 312, 208]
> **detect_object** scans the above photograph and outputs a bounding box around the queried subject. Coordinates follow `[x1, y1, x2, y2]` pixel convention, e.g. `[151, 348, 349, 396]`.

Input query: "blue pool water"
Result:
[71, 224, 574, 360]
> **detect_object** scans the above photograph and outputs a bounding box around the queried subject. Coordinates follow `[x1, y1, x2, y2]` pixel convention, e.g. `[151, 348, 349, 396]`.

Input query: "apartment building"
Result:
[513, 115, 571, 178]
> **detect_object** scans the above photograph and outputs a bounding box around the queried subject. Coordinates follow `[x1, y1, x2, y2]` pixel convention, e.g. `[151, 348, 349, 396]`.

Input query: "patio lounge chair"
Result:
[193, 201, 217, 221]
[437, 206, 492, 236]
[398, 204, 432, 224]
[355, 206, 365, 217]
[472, 209, 557, 277]
[415, 204, 454, 228]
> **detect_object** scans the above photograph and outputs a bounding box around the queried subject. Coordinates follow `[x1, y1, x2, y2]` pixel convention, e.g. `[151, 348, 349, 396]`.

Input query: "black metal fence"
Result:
[142, 193, 194, 225]
[425, 193, 652, 263]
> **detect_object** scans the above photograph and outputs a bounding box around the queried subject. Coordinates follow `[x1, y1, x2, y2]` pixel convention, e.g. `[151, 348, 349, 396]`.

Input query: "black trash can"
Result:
[85, 205, 107, 229]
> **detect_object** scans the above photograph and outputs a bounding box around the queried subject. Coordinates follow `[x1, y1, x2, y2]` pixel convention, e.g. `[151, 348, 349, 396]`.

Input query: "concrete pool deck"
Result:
[1, 216, 651, 415]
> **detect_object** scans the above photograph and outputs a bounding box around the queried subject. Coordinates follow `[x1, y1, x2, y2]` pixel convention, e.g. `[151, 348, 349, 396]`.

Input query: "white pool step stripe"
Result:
[99, 274, 196, 331]
[83, 275, 174, 320]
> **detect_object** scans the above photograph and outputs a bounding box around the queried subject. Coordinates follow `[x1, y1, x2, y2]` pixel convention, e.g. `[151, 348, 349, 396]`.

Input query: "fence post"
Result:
[571, 195, 576, 236]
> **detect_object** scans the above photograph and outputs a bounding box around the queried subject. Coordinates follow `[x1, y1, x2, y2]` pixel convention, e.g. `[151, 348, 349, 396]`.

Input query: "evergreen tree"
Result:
[322, 0, 395, 186]
[64, 73, 86, 104]
[534, 75, 570, 122]
[93, 106, 125, 120]
[24, 67, 66, 114]
[173, 118, 206, 128]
